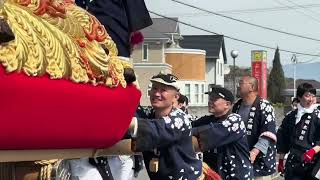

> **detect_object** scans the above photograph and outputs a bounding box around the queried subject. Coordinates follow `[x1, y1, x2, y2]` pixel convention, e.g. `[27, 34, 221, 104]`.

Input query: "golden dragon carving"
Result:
[0, 0, 132, 87]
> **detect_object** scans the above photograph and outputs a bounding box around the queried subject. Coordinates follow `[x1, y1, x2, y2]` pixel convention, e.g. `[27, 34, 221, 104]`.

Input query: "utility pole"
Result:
[291, 54, 297, 97]
[230, 50, 239, 96]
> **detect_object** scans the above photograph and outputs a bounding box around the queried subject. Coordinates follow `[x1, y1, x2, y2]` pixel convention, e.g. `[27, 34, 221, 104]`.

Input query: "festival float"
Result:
[0, 0, 141, 178]
[0, 0, 224, 179]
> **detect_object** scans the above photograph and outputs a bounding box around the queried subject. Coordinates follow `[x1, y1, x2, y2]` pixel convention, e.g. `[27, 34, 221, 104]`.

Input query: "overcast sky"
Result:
[145, 0, 320, 68]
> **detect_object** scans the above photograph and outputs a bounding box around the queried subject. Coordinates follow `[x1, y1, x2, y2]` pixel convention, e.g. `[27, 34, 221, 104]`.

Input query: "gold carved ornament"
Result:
[0, 0, 132, 87]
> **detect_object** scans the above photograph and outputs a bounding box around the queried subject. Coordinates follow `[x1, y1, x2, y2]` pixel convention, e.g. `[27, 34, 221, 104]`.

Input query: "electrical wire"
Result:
[281, 0, 320, 17]
[149, 10, 320, 57]
[169, 0, 320, 42]
[272, 0, 320, 63]
[272, 0, 320, 24]
[166, 4, 320, 16]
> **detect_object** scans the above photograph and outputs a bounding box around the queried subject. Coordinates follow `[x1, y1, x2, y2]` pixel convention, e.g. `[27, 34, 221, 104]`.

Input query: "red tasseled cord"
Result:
[130, 31, 144, 46]
[202, 162, 222, 180]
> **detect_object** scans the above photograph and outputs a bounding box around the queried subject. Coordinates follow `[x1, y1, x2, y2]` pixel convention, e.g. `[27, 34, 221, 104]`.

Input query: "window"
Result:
[195, 84, 199, 103]
[185, 84, 191, 103]
[142, 44, 148, 61]
[220, 63, 223, 76]
[201, 84, 205, 103]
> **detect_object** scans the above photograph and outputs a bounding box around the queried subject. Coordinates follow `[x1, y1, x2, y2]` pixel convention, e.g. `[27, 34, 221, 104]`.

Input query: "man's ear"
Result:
[226, 101, 232, 107]
[251, 84, 255, 92]
[247, 83, 254, 92]
[175, 92, 180, 100]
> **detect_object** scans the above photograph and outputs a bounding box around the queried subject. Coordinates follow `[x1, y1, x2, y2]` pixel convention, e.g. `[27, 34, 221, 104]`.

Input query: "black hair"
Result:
[296, 83, 316, 98]
[291, 97, 299, 104]
[178, 94, 189, 105]
[123, 68, 136, 84]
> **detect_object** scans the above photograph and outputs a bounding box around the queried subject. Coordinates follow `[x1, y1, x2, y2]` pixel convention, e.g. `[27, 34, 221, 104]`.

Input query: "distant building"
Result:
[165, 48, 207, 107]
[132, 18, 181, 106]
[132, 18, 227, 112]
[180, 35, 227, 88]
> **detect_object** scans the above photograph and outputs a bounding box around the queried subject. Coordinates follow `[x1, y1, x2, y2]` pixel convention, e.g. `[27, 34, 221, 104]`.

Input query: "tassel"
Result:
[202, 162, 222, 180]
[130, 31, 144, 46]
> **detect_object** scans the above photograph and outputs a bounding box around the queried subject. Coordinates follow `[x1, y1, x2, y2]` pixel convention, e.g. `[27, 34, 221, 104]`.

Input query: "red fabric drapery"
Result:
[0, 67, 141, 150]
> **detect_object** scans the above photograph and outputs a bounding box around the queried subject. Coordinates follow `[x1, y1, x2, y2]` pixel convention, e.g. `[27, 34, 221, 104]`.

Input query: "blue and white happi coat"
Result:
[233, 96, 277, 176]
[135, 107, 202, 180]
[193, 113, 254, 180]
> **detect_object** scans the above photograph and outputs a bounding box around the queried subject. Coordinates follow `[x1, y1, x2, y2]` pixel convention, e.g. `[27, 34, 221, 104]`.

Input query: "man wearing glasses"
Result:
[232, 76, 277, 179]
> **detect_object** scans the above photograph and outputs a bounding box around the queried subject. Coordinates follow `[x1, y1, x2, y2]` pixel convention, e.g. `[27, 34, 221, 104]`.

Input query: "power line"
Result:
[273, 0, 320, 63]
[300, 54, 320, 64]
[300, 59, 318, 64]
[273, 0, 320, 24]
[289, 53, 320, 64]
[282, 0, 320, 17]
[149, 10, 320, 57]
[169, 0, 320, 42]
[166, 4, 320, 16]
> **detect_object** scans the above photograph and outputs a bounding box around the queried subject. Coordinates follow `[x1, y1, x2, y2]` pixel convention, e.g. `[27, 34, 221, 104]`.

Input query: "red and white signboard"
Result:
[251, 51, 268, 99]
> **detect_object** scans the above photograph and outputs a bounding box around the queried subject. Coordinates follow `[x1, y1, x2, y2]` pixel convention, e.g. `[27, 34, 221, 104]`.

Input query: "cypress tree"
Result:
[268, 47, 286, 103]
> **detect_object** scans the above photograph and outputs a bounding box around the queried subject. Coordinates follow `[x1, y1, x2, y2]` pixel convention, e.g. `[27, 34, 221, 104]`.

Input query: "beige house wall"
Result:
[131, 40, 170, 106]
[131, 42, 164, 64]
[148, 43, 164, 63]
[131, 46, 142, 63]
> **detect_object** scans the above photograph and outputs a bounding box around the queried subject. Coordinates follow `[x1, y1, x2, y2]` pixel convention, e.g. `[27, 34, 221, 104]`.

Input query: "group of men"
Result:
[122, 74, 276, 180]
[126, 73, 320, 180]
[192, 75, 277, 180]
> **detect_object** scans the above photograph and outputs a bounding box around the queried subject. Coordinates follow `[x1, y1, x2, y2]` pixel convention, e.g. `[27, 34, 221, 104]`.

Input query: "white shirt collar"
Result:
[295, 103, 317, 124]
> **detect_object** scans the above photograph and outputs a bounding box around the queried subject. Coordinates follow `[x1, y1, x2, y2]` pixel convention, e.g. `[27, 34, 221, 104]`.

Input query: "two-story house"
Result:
[180, 35, 227, 89]
[132, 18, 227, 113]
[131, 18, 181, 106]
[165, 48, 207, 107]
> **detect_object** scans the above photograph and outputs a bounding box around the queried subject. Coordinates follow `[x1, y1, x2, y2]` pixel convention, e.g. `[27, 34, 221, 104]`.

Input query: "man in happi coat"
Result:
[232, 76, 277, 179]
[129, 73, 202, 180]
[193, 87, 254, 180]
